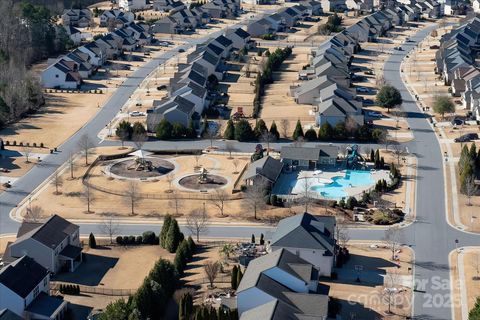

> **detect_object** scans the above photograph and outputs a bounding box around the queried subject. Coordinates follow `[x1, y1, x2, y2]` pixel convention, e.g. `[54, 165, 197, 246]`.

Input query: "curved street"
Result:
[1, 19, 479, 320]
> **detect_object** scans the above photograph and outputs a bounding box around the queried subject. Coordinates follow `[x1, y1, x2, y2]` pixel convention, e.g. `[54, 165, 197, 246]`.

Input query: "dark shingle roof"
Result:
[25, 293, 65, 317]
[243, 156, 283, 182]
[270, 213, 335, 254]
[234, 27, 250, 39]
[0, 309, 23, 320]
[281, 145, 337, 161]
[15, 215, 79, 250]
[215, 35, 233, 47]
[0, 256, 49, 298]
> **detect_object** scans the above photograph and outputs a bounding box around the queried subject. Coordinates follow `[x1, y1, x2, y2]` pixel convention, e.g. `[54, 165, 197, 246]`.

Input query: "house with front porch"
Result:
[0, 256, 68, 319]
[8, 215, 82, 274]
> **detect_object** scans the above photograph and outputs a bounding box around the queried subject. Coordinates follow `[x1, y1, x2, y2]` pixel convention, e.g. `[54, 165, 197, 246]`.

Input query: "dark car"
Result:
[454, 133, 478, 143]
[178, 48, 185, 53]
[451, 118, 464, 126]
[394, 46, 403, 51]
[430, 45, 440, 49]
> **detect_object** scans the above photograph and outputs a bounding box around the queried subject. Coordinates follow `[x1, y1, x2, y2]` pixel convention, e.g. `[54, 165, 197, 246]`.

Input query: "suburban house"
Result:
[346, 0, 374, 11]
[64, 50, 94, 78]
[281, 145, 338, 169]
[243, 156, 284, 187]
[100, 9, 135, 28]
[41, 59, 82, 89]
[316, 96, 365, 127]
[225, 28, 252, 50]
[300, 0, 323, 15]
[474, 0, 480, 13]
[63, 25, 82, 45]
[320, 0, 347, 12]
[152, 16, 184, 34]
[0, 256, 68, 319]
[236, 248, 329, 318]
[119, 0, 149, 11]
[78, 41, 107, 66]
[61, 9, 92, 27]
[7, 215, 82, 274]
[268, 212, 336, 277]
[153, 0, 186, 12]
[146, 95, 198, 131]
[247, 18, 276, 37]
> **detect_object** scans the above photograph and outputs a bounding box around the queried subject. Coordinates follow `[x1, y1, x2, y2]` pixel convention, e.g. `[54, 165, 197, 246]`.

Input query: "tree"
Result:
[99, 298, 133, 320]
[169, 190, 182, 216]
[465, 175, 478, 206]
[160, 214, 173, 248]
[318, 123, 334, 141]
[204, 261, 220, 288]
[279, 119, 289, 138]
[304, 128, 318, 141]
[299, 177, 314, 212]
[22, 145, 33, 163]
[219, 243, 235, 261]
[251, 234, 255, 243]
[334, 122, 347, 140]
[224, 119, 235, 140]
[25, 205, 44, 222]
[234, 119, 254, 142]
[124, 181, 140, 215]
[78, 134, 93, 166]
[292, 119, 304, 140]
[186, 209, 209, 242]
[225, 141, 236, 159]
[269, 121, 280, 140]
[260, 130, 276, 155]
[236, 268, 243, 286]
[166, 172, 175, 193]
[99, 213, 120, 244]
[232, 158, 240, 174]
[116, 120, 132, 146]
[172, 122, 186, 139]
[52, 171, 63, 195]
[186, 119, 197, 139]
[469, 297, 480, 319]
[382, 271, 401, 314]
[231, 265, 238, 290]
[209, 189, 229, 216]
[132, 122, 147, 149]
[392, 143, 406, 165]
[89, 232, 97, 248]
[165, 219, 182, 253]
[81, 184, 96, 213]
[68, 153, 75, 179]
[335, 218, 350, 248]
[376, 85, 402, 112]
[432, 96, 455, 119]
[383, 225, 402, 261]
[245, 178, 268, 219]
[156, 119, 173, 140]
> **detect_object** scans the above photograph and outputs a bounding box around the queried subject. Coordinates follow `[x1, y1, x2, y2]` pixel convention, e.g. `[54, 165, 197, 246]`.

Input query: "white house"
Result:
[119, 0, 149, 11]
[41, 59, 82, 89]
[0, 256, 67, 319]
[64, 25, 82, 45]
[236, 248, 328, 318]
[474, 0, 480, 13]
[8, 215, 83, 274]
[268, 212, 336, 277]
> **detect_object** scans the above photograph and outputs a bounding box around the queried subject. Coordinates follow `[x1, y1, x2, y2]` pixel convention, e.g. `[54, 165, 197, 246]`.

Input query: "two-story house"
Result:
[0, 256, 67, 319]
[268, 212, 336, 276]
[8, 215, 82, 273]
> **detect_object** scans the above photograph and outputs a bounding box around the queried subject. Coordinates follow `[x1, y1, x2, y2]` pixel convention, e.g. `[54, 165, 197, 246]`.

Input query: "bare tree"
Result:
[232, 158, 240, 174]
[245, 59, 251, 78]
[52, 171, 63, 195]
[124, 181, 140, 215]
[260, 131, 276, 155]
[81, 184, 96, 213]
[165, 172, 175, 193]
[194, 154, 201, 169]
[225, 141, 236, 159]
[378, 130, 391, 151]
[335, 218, 350, 248]
[209, 189, 229, 216]
[186, 209, 210, 241]
[132, 131, 147, 150]
[22, 145, 33, 163]
[203, 127, 217, 148]
[169, 190, 182, 216]
[99, 213, 120, 244]
[392, 143, 406, 165]
[68, 153, 75, 179]
[383, 225, 403, 261]
[279, 119, 290, 138]
[244, 178, 267, 219]
[299, 177, 314, 212]
[203, 260, 220, 288]
[292, 136, 305, 148]
[465, 175, 478, 206]
[382, 271, 401, 314]
[25, 205, 44, 222]
[78, 134, 93, 166]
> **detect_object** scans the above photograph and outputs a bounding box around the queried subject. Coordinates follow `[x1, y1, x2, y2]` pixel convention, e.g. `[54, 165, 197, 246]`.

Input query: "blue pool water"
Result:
[309, 170, 374, 199]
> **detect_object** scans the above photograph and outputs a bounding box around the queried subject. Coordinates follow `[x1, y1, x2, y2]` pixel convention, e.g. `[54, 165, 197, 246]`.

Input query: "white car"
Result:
[367, 111, 382, 118]
[356, 87, 370, 93]
[158, 41, 170, 47]
[129, 111, 144, 117]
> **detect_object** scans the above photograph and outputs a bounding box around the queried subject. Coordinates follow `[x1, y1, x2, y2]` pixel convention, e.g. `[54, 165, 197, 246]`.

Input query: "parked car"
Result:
[363, 99, 375, 105]
[178, 48, 185, 53]
[129, 111, 145, 117]
[454, 133, 478, 143]
[158, 41, 170, 47]
[367, 111, 382, 118]
[356, 87, 371, 93]
[394, 46, 403, 51]
[451, 118, 464, 126]
[430, 45, 440, 49]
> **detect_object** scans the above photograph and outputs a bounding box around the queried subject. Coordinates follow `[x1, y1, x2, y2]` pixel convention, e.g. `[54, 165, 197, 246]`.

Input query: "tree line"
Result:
[459, 143, 480, 204]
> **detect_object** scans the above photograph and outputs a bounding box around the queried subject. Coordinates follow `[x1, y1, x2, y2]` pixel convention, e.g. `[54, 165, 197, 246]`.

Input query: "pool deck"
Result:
[273, 167, 391, 200]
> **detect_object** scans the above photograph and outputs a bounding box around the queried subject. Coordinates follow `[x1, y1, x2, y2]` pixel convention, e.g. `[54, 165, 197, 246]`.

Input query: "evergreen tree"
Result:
[304, 128, 318, 141]
[318, 123, 334, 141]
[224, 119, 235, 140]
[469, 297, 480, 319]
[187, 236, 196, 259]
[236, 268, 243, 286]
[292, 119, 304, 140]
[156, 119, 173, 140]
[253, 119, 268, 139]
[251, 234, 255, 243]
[234, 119, 254, 142]
[370, 149, 375, 162]
[186, 119, 197, 139]
[172, 123, 186, 138]
[260, 233, 265, 245]
[201, 115, 208, 136]
[89, 232, 96, 249]
[166, 220, 182, 253]
[116, 120, 133, 141]
[269, 120, 280, 140]
[231, 265, 238, 290]
[160, 215, 173, 248]
[148, 259, 176, 297]
[132, 122, 146, 137]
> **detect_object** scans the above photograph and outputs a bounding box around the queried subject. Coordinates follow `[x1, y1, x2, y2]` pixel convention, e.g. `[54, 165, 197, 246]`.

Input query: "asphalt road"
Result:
[1, 19, 479, 320]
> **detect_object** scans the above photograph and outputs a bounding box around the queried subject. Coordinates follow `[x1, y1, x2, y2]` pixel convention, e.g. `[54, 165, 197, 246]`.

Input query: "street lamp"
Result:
[455, 239, 459, 252]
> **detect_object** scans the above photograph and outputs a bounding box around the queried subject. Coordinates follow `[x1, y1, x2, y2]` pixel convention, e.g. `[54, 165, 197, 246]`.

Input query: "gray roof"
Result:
[26, 293, 65, 317]
[243, 156, 283, 182]
[0, 309, 23, 320]
[271, 212, 335, 255]
[15, 215, 79, 250]
[0, 256, 49, 298]
[237, 248, 316, 293]
[281, 145, 337, 161]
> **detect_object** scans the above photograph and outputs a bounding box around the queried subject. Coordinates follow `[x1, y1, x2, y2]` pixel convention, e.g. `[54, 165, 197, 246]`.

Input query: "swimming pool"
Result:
[307, 170, 374, 199]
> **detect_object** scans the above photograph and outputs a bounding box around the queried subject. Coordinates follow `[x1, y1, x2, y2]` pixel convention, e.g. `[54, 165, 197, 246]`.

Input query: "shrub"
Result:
[142, 231, 156, 244]
[128, 235, 135, 244]
[338, 198, 346, 208]
[136, 236, 143, 244]
[116, 236, 123, 244]
[40, 142, 44, 148]
[346, 197, 358, 210]
[304, 128, 318, 141]
[88, 233, 96, 249]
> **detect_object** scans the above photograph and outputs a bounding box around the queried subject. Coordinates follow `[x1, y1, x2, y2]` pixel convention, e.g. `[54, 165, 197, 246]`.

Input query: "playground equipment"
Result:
[346, 145, 367, 169]
[127, 150, 154, 171]
[251, 144, 264, 162]
[198, 167, 213, 184]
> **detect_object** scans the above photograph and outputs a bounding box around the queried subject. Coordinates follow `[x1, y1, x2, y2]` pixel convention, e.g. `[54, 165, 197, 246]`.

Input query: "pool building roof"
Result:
[281, 145, 338, 161]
